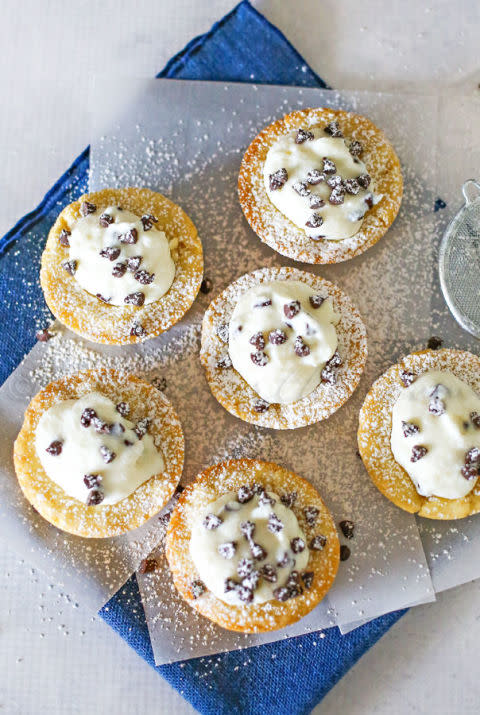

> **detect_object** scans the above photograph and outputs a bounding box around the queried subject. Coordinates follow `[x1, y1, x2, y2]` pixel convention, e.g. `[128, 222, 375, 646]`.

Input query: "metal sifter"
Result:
[439, 179, 480, 339]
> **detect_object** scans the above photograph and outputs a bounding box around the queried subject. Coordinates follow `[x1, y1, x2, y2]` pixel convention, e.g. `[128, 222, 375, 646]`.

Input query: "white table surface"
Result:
[1, 1, 480, 713]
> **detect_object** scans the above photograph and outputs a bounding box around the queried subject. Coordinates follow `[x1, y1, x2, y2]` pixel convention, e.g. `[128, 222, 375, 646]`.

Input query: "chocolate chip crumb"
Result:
[310, 535, 327, 550]
[203, 513, 222, 530]
[115, 402, 129, 417]
[349, 140, 363, 157]
[120, 228, 138, 244]
[46, 440, 63, 456]
[59, 229, 71, 247]
[99, 445, 116, 463]
[284, 300, 301, 319]
[141, 214, 157, 231]
[357, 174, 371, 189]
[240, 520, 255, 538]
[62, 260, 77, 276]
[291, 537, 305, 554]
[138, 558, 157, 574]
[218, 542, 237, 559]
[305, 213, 324, 229]
[339, 520, 355, 539]
[259, 491, 276, 506]
[309, 295, 325, 309]
[250, 542, 267, 561]
[273, 586, 291, 602]
[267, 513, 284, 533]
[130, 323, 147, 338]
[86, 488, 104, 506]
[254, 298, 272, 308]
[400, 370, 416, 387]
[237, 585, 254, 603]
[294, 336, 310, 357]
[281, 492, 297, 508]
[304, 506, 319, 526]
[301, 572, 314, 589]
[217, 323, 229, 343]
[402, 421, 420, 437]
[80, 407, 97, 427]
[124, 291, 145, 306]
[83, 474, 101, 489]
[253, 398, 270, 413]
[295, 129, 314, 144]
[191, 580, 206, 599]
[277, 552, 292, 568]
[340, 545, 351, 561]
[237, 558, 254, 578]
[292, 180, 311, 197]
[322, 158, 336, 174]
[134, 418, 150, 440]
[99, 213, 114, 227]
[306, 169, 324, 185]
[471, 412, 480, 429]
[259, 564, 278, 582]
[112, 261, 127, 277]
[329, 187, 345, 205]
[242, 570, 260, 591]
[308, 195, 325, 210]
[269, 168, 288, 191]
[200, 278, 213, 294]
[324, 121, 343, 137]
[80, 201, 96, 216]
[250, 350, 268, 367]
[427, 336, 443, 350]
[238, 486, 254, 504]
[96, 294, 111, 303]
[216, 354, 232, 369]
[249, 331, 265, 350]
[411, 445, 428, 462]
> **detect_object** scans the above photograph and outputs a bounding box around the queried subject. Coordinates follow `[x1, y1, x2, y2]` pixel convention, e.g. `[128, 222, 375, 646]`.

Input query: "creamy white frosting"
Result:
[228, 280, 339, 404]
[263, 128, 381, 240]
[190, 489, 309, 606]
[35, 391, 164, 505]
[67, 206, 175, 305]
[391, 371, 480, 499]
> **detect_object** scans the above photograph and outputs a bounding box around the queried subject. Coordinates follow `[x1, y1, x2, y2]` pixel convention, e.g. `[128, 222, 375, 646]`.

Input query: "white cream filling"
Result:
[190, 490, 309, 606]
[228, 280, 339, 404]
[35, 391, 164, 505]
[391, 371, 480, 499]
[67, 206, 175, 306]
[263, 129, 381, 240]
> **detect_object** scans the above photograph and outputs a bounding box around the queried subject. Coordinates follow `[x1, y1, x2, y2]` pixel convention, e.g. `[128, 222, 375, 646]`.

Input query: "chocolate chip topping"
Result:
[80, 201, 96, 216]
[218, 542, 237, 559]
[242, 570, 260, 591]
[253, 399, 270, 413]
[273, 586, 291, 602]
[124, 291, 145, 306]
[254, 298, 272, 308]
[191, 580, 206, 599]
[321, 351, 342, 385]
[306, 169, 324, 185]
[134, 269, 155, 285]
[471, 412, 480, 429]
[151, 376, 167, 391]
[115, 402, 129, 417]
[83, 474, 101, 489]
[429, 394, 446, 416]
[462, 448, 480, 480]
[304, 506, 319, 526]
[100, 246, 121, 262]
[250, 350, 268, 366]
[357, 174, 371, 189]
[294, 336, 310, 357]
[310, 534, 327, 550]
[59, 229, 71, 247]
[344, 178, 360, 195]
[290, 537, 305, 554]
[237, 558, 254, 578]
[339, 519, 355, 539]
[120, 228, 138, 244]
[269, 329, 287, 345]
[269, 168, 288, 191]
[400, 370, 416, 387]
[402, 421, 420, 437]
[309, 294, 325, 309]
[308, 195, 325, 211]
[277, 552, 292, 568]
[141, 214, 157, 231]
[86, 488, 104, 506]
[340, 545, 351, 561]
[216, 354, 232, 369]
[280, 492, 297, 508]
[301, 571, 314, 590]
[99, 445, 116, 463]
[92, 417, 113, 434]
[324, 121, 343, 137]
[112, 261, 127, 277]
[292, 180, 311, 197]
[200, 277, 213, 294]
[329, 186, 345, 205]
[349, 140, 363, 157]
[134, 418, 150, 440]
[258, 491, 276, 507]
[203, 513, 222, 530]
[322, 158, 336, 174]
[62, 259, 77, 276]
[130, 323, 147, 338]
[80, 407, 97, 427]
[238, 486, 254, 504]
[250, 542, 267, 561]
[237, 584, 254, 603]
[46, 440, 63, 456]
[305, 213, 324, 229]
[217, 323, 229, 343]
[36, 328, 54, 342]
[427, 336, 443, 350]
[249, 331, 265, 350]
[240, 520, 255, 538]
[125, 256, 142, 273]
[284, 300, 301, 319]
[138, 558, 157, 574]
[411, 445, 428, 462]
[99, 213, 114, 227]
[295, 129, 314, 144]
[96, 294, 111, 303]
[267, 513, 284, 533]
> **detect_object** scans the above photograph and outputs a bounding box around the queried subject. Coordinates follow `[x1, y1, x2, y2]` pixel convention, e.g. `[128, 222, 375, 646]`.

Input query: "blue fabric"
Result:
[0, 2, 405, 713]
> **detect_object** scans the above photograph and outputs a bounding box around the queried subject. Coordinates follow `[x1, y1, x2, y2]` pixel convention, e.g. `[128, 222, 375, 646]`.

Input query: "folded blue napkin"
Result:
[0, 2, 405, 713]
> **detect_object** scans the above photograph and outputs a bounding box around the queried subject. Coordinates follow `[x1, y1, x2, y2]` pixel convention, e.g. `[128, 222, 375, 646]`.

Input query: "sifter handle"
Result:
[462, 179, 480, 205]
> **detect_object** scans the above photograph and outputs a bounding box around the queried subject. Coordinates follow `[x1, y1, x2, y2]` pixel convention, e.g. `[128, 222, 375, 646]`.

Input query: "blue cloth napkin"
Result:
[0, 2, 405, 713]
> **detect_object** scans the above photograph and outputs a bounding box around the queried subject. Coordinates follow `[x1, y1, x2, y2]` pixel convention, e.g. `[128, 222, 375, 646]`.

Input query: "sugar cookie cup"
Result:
[165, 459, 339, 633]
[13, 369, 184, 538]
[40, 187, 203, 344]
[238, 108, 402, 264]
[200, 266, 367, 429]
[358, 349, 480, 520]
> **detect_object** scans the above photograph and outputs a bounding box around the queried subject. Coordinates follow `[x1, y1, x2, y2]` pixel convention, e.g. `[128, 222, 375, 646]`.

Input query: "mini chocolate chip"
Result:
[308, 195, 325, 210]
[310, 535, 327, 550]
[111, 423, 125, 436]
[340, 545, 351, 561]
[135, 418, 150, 439]
[237, 585, 254, 603]
[96, 294, 111, 303]
[281, 492, 297, 508]
[306, 169, 324, 185]
[357, 174, 371, 189]
[465, 447, 480, 469]
[429, 396, 446, 416]
[59, 229, 71, 247]
[127, 255, 142, 273]
[242, 570, 260, 591]
[259, 564, 278, 583]
[158, 511, 172, 528]
[411, 445, 428, 462]
[200, 278, 212, 294]
[301, 571, 314, 589]
[217, 323, 229, 343]
[322, 158, 336, 174]
[273, 586, 291, 602]
[46, 440, 63, 456]
[344, 178, 360, 195]
[115, 402, 130, 417]
[218, 541, 237, 559]
[324, 121, 343, 137]
[138, 558, 157, 574]
[80, 201, 96, 216]
[123, 440, 134, 447]
[269, 168, 288, 191]
[402, 421, 420, 437]
[224, 577, 238, 592]
[277, 552, 292, 568]
[251, 350, 268, 366]
[203, 513, 222, 530]
[217, 354, 232, 369]
[36, 328, 54, 342]
[83, 474, 101, 489]
[99, 445, 116, 464]
[250, 542, 267, 561]
[295, 128, 314, 144]
[100, 247, 121, 261]
[305, 213, 324, 229]
[434, 198, 447, 212]
[135, 269, 155, 285]
[254, 298, 272, 308]
[269, 329, 287, 345]
[304, 506, 319, 526]
[258, 491, 276, 507]
[253, 398, 270, 413]
[461, 465, 478, 481]
[349, 140, 363, 157]
[238, 486, 254, 504]
[326, 174, 343, 189]
[62, 260, 77, 275]
[237, 558, 254, 578]
[267, 513, 284, 533]
[471, 412, 480, 429]
[365, 194, 374, 209]
[91, 417, 113, 434]
[321, 351, 342, 385]
[339, 520, 355, 539]
[309, 294, 325, 309]
[130, 323, 147, 338]
[151, 376, 167, 391]
[291, 537, 305, 554]
[329, 187, 345, 205]
[120, 228, 138, 244]
[191, 580, 206, 599]
[80, 407, 97, 427]
[141, 214, 157, 231]
[284, 300, 301, 319]
[240, 520, 255, 538]
[294, 336, 310, 357]
[292, 181, 310, 197]
[112, 261, 127, 277]
[86, 488, 104, 506]
[124, 291, 145, 306]
[427, 336, 443, 350]
[99, 213, 114, 227]
[400, 370, 416, 387]
[249, 331, 265, 350]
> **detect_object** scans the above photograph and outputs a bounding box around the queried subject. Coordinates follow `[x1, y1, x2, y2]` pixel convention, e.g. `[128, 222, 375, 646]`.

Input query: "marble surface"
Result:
[1, 1, 480, 713]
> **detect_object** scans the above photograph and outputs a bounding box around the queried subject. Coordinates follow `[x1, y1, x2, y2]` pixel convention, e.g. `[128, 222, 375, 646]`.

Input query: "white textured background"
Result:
[1, 1, 480, 713]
